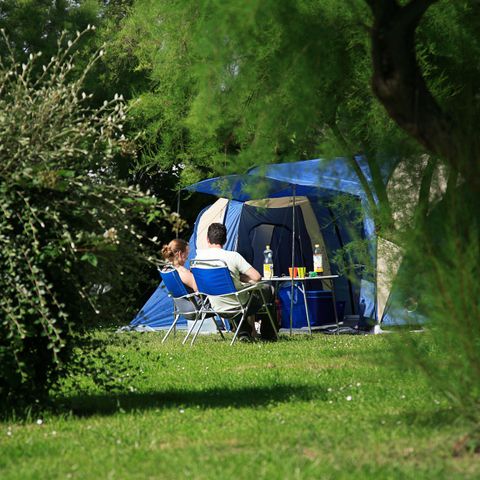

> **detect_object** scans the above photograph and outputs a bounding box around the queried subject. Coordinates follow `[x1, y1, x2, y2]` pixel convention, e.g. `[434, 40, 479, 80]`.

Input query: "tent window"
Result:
[248, 223, 310, 276]
[249, 224, 275, 270]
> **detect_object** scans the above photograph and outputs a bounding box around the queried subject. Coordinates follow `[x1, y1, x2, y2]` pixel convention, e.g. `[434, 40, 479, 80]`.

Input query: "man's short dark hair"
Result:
[207, 223, 227, 246]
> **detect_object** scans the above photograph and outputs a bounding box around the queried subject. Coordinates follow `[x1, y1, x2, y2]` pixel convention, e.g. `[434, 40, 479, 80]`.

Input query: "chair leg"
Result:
[230, 291, 256, 345]
[191, 312, 207, 346]
[259, 289, 279, 339]
[162, 313, 180, 343]
[213, 315, 225, 339]
[184, 312, 226, 345]
[230, 313, 247, 345]
[182, 314, 199, 345]
[221, 317, 231, 332]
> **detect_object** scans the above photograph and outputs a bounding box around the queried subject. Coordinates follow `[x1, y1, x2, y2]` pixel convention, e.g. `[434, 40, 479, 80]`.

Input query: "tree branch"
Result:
[365, 0, 479, 189]
[328, 122, 378, 213]
[413, 155, 436, 226]
[365, 153, 394, 230]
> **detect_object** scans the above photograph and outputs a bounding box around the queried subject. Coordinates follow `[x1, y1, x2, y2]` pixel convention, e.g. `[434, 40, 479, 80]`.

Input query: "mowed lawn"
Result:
[1, 332, 478, 479]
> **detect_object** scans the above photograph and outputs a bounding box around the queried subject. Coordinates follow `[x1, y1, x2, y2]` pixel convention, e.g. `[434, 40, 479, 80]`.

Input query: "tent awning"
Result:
[183, 174, 293, 201]
[184, 157, 373, 200]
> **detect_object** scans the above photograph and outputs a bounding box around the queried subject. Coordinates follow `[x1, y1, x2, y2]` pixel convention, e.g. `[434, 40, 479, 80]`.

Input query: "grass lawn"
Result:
[1, 331, 478, 479]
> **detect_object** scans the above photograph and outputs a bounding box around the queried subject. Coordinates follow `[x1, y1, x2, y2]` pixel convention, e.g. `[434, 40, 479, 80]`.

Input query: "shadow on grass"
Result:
[56, 384, 327, 417]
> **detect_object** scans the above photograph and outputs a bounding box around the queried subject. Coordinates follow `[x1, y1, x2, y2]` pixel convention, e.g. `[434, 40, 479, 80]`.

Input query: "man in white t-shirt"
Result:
[195, 223, 277, 341]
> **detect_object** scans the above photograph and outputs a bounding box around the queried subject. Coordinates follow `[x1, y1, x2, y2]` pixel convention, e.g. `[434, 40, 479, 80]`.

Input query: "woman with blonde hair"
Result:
[161, 239, 197, 292]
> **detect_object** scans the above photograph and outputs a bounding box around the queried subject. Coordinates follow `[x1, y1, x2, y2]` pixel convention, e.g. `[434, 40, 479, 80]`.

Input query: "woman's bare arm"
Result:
[177, 266, 198, 292]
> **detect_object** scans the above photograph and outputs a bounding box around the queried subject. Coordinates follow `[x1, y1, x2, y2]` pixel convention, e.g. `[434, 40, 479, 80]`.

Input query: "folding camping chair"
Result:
[190, 259, 278, 345]
[159, 266, 225, 344]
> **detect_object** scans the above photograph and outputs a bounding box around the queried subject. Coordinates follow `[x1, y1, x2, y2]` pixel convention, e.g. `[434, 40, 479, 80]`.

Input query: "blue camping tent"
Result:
[131, 157, 380, 330]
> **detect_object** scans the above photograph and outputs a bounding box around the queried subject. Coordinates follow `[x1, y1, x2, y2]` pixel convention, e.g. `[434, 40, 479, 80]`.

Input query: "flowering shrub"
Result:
[0, 29, 175, 408]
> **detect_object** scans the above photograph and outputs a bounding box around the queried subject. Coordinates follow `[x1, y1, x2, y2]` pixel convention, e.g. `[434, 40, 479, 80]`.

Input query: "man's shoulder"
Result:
[194, 248, 245, 262]
[220, 250, 246, 261]
[222, 250, 251, 270]
[195, 248, 225, 257]
[194, 248, 229, 262]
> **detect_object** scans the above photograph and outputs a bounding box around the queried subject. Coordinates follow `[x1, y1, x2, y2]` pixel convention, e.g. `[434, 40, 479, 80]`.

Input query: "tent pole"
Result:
[290, 185, 296, 336]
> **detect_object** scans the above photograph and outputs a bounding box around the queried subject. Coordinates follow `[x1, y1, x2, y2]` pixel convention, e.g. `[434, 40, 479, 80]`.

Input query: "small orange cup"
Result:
[288, 267, 298, 278]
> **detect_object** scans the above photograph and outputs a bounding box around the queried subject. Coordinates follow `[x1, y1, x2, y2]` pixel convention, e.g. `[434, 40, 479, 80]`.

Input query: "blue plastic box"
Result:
[278, 284, 345, 328]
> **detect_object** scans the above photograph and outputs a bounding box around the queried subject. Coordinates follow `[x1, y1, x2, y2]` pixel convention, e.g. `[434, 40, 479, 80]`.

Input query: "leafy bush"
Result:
[0, 29, 176, 408]
[54, 332, 141, 400]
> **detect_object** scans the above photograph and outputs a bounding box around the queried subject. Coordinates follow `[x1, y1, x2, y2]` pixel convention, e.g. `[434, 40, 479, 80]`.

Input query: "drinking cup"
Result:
[288, 267, 298, 278]
[297, 267, 306, 278]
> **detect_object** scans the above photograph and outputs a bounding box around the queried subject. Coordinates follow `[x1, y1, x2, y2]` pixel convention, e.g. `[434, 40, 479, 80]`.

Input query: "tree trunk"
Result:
[366, 0, 480, 191]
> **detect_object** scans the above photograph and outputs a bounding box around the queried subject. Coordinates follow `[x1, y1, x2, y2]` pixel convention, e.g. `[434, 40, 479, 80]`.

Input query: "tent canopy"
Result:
[185, 157, 374, 200]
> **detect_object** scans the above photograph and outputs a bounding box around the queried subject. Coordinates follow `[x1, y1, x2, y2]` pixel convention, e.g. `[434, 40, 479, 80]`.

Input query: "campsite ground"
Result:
[1, 332, 478, 479]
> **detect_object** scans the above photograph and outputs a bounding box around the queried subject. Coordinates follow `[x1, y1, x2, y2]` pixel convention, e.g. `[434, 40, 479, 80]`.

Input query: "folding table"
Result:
[263, 275, 340, 335]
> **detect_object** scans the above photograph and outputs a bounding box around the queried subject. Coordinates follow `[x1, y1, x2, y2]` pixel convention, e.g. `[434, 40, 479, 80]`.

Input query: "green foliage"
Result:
[105, 1, 417, 191]
[101, 0, 217, 188]
[389, 188, 480, 421]
[3, 0, 475, 429]
[0, 0, 100, 61]
[322, 193, 375, 284]
[106, 0, 480, 215]
[418, 2, 480, 144]
[55, 333, 140, 399]
[0, 28, 176, 408]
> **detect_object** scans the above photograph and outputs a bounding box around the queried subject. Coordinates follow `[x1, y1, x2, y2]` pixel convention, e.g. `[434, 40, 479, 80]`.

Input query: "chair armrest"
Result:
[235, 281, 269, 295]
[185, 292, 200, 299]
[200, 281, 264, 299]
[173, 291, 201, 301]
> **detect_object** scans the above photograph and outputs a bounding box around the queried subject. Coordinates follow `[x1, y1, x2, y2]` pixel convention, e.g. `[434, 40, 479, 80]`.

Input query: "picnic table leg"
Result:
[299, 282, 312, 335]
[259, 289, 279, 339]
[325, 277, 340, 334]
[289, 280, 293, 336]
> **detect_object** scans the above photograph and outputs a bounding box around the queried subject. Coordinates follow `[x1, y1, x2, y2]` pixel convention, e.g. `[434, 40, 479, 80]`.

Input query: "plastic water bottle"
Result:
[313, 243, 323, 274]
[263, 244, 274, 279]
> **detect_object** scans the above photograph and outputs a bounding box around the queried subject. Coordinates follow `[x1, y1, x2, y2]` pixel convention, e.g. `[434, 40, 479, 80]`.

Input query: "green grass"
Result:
[1, 332, 478, 479]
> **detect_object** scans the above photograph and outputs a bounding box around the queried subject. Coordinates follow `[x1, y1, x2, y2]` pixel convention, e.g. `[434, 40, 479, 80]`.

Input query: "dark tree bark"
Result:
[366, 0, 480, 191]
